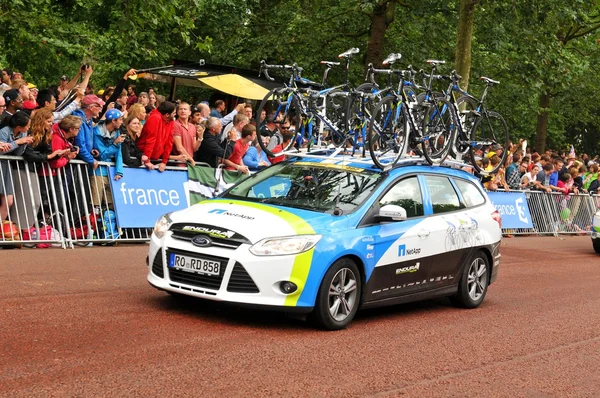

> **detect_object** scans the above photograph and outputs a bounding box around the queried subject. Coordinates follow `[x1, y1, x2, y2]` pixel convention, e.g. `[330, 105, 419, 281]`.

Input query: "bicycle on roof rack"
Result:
[366, 55, 448, 170]
[257, 48, 377, 158]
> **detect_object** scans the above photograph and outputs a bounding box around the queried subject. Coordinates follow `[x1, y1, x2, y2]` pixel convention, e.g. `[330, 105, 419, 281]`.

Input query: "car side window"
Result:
[454, 179, 486, 207]
[425, 175, 462, 214]
[379, 177, 424, 218]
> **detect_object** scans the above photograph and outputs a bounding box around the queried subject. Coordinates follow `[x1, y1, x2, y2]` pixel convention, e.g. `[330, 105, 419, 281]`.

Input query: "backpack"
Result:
[101, 210, 120, 240]
[1, 221, 21, 242]
[27, 224, 63, 248]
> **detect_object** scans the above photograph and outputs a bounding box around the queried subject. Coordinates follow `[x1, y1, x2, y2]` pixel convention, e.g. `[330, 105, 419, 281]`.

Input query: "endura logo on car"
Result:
[398, 244, 421, 257]
[208, 208, 255, 220]
[182, 225, 235, 239]
[396, 262, 420, 275]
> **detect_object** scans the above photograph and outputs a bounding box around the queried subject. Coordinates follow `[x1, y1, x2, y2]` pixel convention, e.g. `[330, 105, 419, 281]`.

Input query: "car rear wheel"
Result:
[311, 259, 361, 330]
[593, 237, 600, 254]
[451, 250, 489, 308]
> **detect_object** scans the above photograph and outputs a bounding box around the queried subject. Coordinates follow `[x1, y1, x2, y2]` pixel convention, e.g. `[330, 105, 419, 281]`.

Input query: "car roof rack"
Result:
[279, 146, 473, 172]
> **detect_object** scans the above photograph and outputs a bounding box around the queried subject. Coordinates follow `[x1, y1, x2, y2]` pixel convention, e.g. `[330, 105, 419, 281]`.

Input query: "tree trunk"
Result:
[364, 1, 397, 67]
[454, 0, 478, 91]
[535, 92, 550, 152]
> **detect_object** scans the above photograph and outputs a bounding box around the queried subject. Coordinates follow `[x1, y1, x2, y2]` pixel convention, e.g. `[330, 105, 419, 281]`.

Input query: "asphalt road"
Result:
[1, 236, 599, 397]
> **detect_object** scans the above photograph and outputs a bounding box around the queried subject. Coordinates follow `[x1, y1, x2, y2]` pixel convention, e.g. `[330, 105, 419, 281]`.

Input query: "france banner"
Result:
[109, 167, 189, 227]
[486, 191, 534, 229]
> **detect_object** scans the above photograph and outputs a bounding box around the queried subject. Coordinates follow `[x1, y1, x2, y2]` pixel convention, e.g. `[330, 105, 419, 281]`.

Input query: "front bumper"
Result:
[146, 232, 314, 311]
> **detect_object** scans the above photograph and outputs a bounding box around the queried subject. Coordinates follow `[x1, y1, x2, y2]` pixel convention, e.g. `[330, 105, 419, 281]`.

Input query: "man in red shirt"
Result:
[225, 124, 256, 174]
[136, 101, 176, 172]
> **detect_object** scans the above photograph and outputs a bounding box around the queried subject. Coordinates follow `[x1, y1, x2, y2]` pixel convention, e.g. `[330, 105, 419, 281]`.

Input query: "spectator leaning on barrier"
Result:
[548, 158, 565, 193]
[224, 124, 255, 174]
[73, 94, 105, 171]
[136, 101, 176, 172]
[0, 112, 32, 221]
[505, 151, 523, 190]
[1, 89, 23, 128]
[120, 115, 149, 169]
[583, 163, 598, 191]
[172, 102, 202, 166]
[588, 173, 600, 194]
[270, 129, 294, 165]
[91, 108, 125, 209]
[243, 134, 271, 172]
[195, 117, 225, 168]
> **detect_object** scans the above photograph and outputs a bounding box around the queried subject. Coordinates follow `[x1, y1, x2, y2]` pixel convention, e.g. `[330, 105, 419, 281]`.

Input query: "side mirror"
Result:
[377, 205, 407, 222]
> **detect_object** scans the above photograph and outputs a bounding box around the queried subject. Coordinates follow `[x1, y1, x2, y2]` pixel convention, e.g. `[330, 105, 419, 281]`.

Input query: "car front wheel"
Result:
[593, 237, 600, 254]
[311, 259, 361, 330]
[451, 250, 489, 308]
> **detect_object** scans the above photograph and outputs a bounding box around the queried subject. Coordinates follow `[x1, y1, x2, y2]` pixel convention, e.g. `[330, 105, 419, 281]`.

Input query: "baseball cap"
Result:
[27, 83, 36, 89]
[22, 100, 37, 110]
[3, 89, 19, 103]
[81, 94, 105, 107]
[60, 75, 69, 81]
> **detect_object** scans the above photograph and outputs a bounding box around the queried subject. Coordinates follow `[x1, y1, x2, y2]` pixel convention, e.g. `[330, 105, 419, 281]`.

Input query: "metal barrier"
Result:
[1, 154, 599, 247]
[0, 155, 187, 248]
[489, 189, 599, 236]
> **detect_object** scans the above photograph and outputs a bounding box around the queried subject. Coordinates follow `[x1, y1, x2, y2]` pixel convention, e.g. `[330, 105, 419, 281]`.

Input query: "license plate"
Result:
[168, 253, 220, 276]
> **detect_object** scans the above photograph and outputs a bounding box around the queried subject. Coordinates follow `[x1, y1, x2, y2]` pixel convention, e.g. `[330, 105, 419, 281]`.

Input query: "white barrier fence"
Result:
[0, 155, 188, 248]
[0, 154, 598, 247]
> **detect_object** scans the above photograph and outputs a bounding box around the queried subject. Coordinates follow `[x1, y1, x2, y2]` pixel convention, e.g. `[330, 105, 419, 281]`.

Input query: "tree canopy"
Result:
[2, 0, 599, 155]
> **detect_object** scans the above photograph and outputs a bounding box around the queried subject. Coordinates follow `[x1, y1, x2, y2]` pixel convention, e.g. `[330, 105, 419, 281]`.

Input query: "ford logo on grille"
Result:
[191, 235, 212, 247]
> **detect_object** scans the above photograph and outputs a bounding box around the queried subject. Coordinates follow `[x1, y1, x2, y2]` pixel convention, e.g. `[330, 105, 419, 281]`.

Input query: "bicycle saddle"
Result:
[382, 53, 402, 65]
[338, 48, 360, 58]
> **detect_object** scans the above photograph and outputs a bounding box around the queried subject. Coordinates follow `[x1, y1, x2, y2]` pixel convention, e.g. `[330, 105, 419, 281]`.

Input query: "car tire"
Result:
[593, 238, 600, 254]
[310, 258, 361, 330]
[451, 250, 489, 309]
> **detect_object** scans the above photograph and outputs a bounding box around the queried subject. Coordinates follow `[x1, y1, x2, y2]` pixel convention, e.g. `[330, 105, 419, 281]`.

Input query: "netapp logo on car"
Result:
[119, 182, 180, 206]
[396, 262, 420, 275]
[398, 244, 421, 257]
[208, 208, 255, 220]
[182, 226, 235, 238]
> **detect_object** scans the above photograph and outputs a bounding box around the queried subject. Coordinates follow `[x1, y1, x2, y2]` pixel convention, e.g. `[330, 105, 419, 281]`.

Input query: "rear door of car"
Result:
[361, 175, 433, 302]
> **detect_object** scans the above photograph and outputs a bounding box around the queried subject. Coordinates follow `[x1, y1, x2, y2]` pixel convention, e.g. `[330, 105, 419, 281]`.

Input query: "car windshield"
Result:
[223, 161, 382, 214]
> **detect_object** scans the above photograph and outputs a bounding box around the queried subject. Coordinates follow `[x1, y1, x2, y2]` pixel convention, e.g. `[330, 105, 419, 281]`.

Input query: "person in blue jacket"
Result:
[90, 108, 125, 209]
[242, 135, 271, 172]
[73, 94, 105, 171]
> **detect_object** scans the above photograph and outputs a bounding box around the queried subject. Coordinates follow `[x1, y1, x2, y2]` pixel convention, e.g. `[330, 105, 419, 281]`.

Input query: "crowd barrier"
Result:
[0, 154, 598, 247]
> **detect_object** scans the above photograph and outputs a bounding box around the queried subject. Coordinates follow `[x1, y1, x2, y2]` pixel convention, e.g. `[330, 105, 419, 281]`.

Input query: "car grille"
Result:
[227, 262, 259, 293]
[166, 247, 227, 290]
[152, 249, 164, 278]
[169, 223, 250, 249]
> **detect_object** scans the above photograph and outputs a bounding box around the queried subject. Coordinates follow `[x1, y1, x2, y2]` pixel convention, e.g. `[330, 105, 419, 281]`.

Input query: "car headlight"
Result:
[249, 235, 322, 256]
[153, 213, 173, 239]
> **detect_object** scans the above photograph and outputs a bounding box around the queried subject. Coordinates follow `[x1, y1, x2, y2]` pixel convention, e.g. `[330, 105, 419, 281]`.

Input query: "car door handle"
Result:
[417, 229, 430, 238]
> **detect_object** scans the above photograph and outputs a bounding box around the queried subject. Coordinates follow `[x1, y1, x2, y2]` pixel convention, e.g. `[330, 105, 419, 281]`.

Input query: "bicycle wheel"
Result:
[452, 95, 478, 158]
[256, 88, 301, 158]
[420, 97, 456, 165]
[469, 111, 509, 175]
[368, 96, 407, 170]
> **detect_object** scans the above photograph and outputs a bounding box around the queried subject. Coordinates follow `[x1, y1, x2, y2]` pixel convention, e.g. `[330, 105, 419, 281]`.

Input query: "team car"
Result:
[147, 157, 502, 330]
[593, 209, 600, 254]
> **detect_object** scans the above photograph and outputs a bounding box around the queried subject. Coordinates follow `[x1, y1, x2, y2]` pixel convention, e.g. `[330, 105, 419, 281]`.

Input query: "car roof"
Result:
[286, 156, 480, 183]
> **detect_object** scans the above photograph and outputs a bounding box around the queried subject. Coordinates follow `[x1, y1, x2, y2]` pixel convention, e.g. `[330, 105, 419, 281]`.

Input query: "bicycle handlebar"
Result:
[259, 60, 303, 81]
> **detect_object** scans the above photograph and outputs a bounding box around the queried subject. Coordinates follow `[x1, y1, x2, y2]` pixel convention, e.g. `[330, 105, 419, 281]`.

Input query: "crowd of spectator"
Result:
[0, 66, 295, 231]
[473, 140, 600, 196]
[0, 65, 599, 240]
